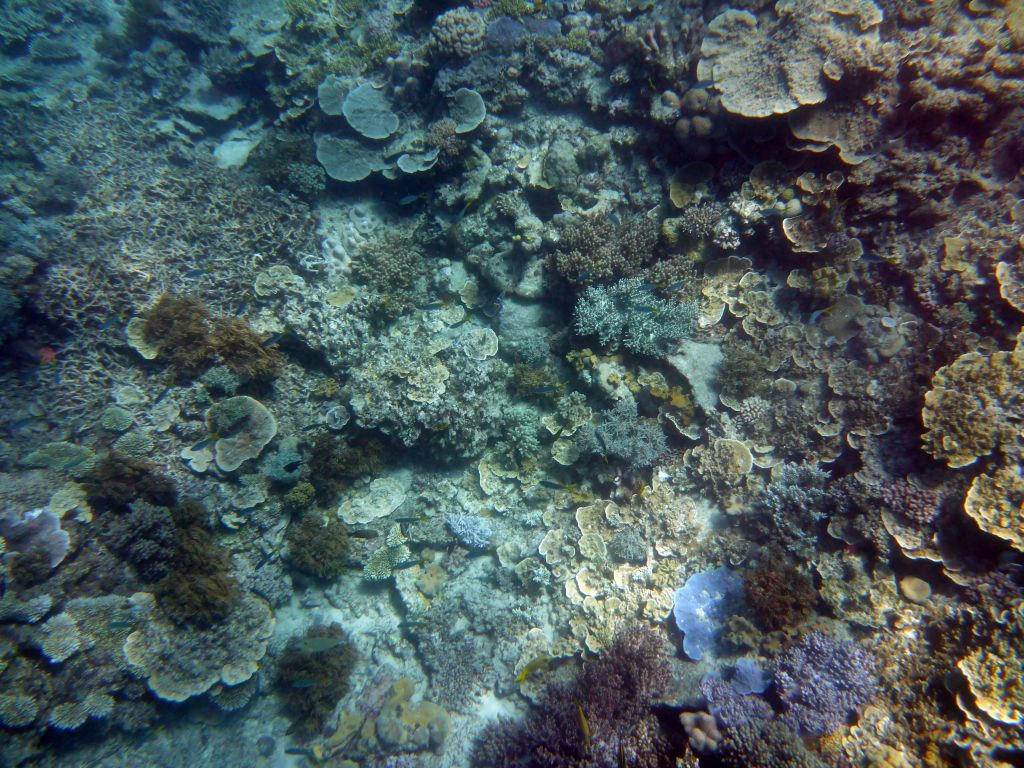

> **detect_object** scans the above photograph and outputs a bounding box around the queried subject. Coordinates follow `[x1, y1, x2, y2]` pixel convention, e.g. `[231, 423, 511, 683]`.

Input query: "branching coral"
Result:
[553, 215, 658, 287]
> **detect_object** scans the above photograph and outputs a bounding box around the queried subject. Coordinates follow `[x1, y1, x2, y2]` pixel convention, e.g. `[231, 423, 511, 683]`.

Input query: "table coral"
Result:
[922, 339, 1024, 469]
[123, 590, 274, 702]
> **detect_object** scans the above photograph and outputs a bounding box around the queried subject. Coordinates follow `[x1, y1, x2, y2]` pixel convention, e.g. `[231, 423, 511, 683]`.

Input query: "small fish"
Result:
[283, 459, 302, 473]
[608, 212, 621, 227]
[183, 268, 209, 279]
[8, 416, 42, 433]
[538, 479, 564, 490]
[153, 386, 172, 405]
[107, 619, 134, 631]
[234, 300, 250, 317]
[515, 655, 554, 683]
[262, 333, 284, 348]
[808, 309, 826, 324]
[594, 430, 608, 453]
[399, 193, 426, 205]
[576, 701, 592, 748]
[284, 747, 315, 757]
[634, 305, 657, 315]
[348, 528, 380, 539]
[63, 454, 91, 470]
[98, 316, 122, 332]
[299, 636, 344, 654]
[532, 385, 558, 395]
[636, 282, 656, 292]
[190, 435, 216, 452]
[664, 280, 686, 292]
[578, 270, 595, 282]
[290, 679, 319, 689]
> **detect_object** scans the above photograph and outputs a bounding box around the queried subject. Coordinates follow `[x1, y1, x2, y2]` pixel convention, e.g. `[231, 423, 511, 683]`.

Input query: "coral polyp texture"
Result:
[1, 0, 1023, 765]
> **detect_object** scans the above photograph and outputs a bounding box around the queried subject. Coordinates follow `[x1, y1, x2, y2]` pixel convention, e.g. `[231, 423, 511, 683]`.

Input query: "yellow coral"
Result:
[963, 464, 1024, 552]
[921, 343, 1024, 468]
[958, 602, 1024, 725]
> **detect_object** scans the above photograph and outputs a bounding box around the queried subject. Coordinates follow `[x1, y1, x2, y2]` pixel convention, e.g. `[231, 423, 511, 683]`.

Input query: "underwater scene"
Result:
[1, 0, 1023, 766]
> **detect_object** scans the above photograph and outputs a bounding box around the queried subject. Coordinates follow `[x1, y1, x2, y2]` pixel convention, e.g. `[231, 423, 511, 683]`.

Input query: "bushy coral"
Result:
[141, 294, 281, 380]
[585, 398, 668, 470]
[307, 432, 387, 504]
[772, 632, 879, 737]
[717, 719, 826, 768]
[743, 556, 817, 632]
[757, 462, 832, 559]
[554, 216, 658, 287]
[574, 277, 696, 357]
[446, 511, 493, 550]
[285, 510, 350, 580]
[275, 623, 356, 735]
[472, 626, 674, 768]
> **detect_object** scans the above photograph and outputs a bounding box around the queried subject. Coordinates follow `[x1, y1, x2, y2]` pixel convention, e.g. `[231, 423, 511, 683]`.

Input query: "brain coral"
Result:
[124, 590, 274, 702]
[921, 336, 1024, 468]
[697, 0, 883, 118]
[430, 7, 486, 58]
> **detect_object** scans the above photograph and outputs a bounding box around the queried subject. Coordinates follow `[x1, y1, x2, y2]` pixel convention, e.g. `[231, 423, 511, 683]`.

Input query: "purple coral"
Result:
[0, 507, 71, 569]
[700, 674, 773, 729]
[772, 632, 878, 737]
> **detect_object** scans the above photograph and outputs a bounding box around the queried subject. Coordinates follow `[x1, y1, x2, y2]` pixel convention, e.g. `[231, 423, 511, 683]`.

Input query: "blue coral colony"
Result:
[0, 0, 1022, 766]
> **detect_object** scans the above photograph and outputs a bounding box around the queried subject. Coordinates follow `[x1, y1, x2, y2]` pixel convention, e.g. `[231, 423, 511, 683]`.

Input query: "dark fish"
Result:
[299, 636, 344, 653]
[539, 479, 564, 490]
[8, 416, 41, 432]
[191, 437, 215, 452]
[184, 268, 208, 278]
[348, 528, 380, 539]
[63, 454, 91, 470]
[394, 560, 417, 571]
[234, 300, 250, 317]
[290, 679, 319, 689]
[283, 459, 302, 473]
[153, 386, 172, 405]
[399, 193, 426, 205]
[533, 385, 558, 395]
[262, 333, 284, 348]
[578, 270, 594, 281]
[595, 429, 608, 453]
[98, 316, 122, 331]
[636, 282, 656, 292]
[284, 747, 315, 756]
[608, 212, 621, 227]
